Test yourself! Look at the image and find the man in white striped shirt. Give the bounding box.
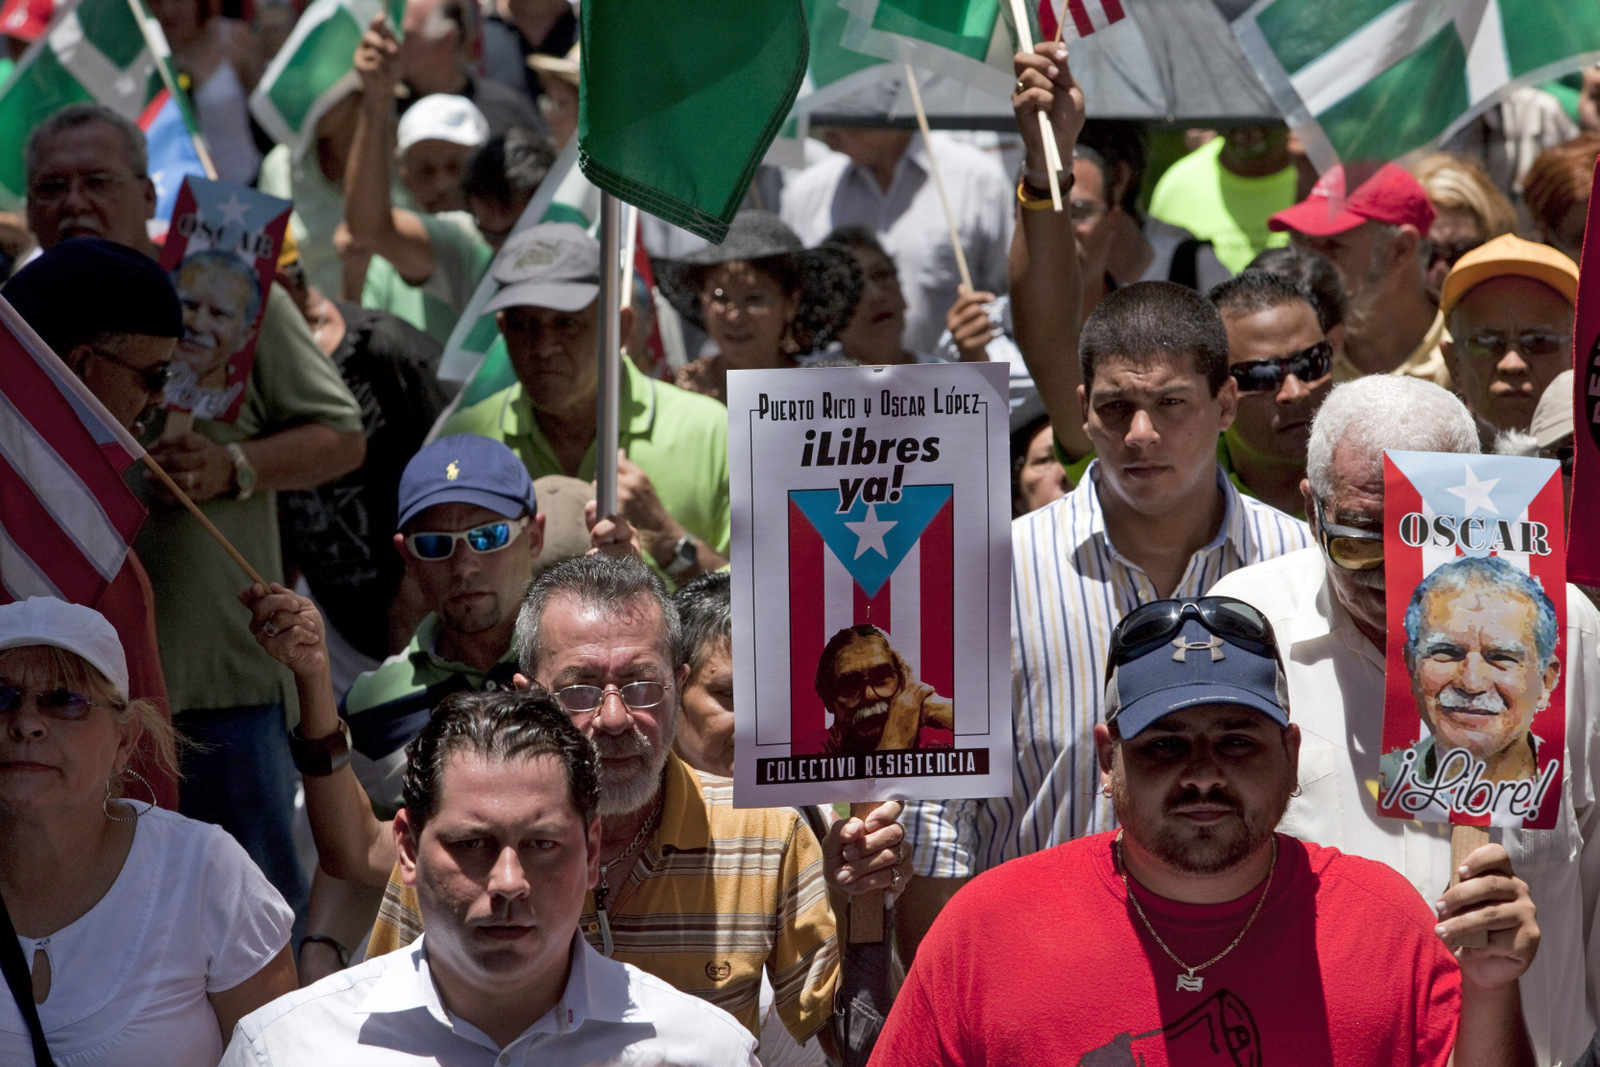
[895,47,1313,954]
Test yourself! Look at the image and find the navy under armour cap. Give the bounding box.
[1104,615,1289,739]
[396,434,537,530]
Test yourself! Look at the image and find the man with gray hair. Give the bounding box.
[350,554,906,1050]
[1209,374,1600,1064]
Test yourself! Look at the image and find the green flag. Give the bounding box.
[1236,0,1600,168]
[249,0,404,155]
[0,0,190,209]
[577,0,808,243]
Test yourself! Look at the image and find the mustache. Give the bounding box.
[850,700,889,722]
[1164,786,1243,815]
[1438,688,1506,714]
[594,726,653,761]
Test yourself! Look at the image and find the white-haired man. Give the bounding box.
[1208,375,1600,1064]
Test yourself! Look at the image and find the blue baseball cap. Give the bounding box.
[396,435,537,530]
[1104,617,1290,739]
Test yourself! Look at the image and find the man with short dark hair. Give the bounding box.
[1209,374,1600,1063]
[220,689,759,1066]
[25,102,367,921]
[1211,270,1333,516]
[672,571,735,778]
[895,50,1313,959]
[1268,162,1447,387]
[872,598,1539,1066]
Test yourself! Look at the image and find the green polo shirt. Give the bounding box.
[340,613,520,814]
[439,357,732,569]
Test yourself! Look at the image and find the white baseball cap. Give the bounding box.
[0,598,129,701]
[396,93,490,158]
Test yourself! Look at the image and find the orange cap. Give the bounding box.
[1439,233,1578,317]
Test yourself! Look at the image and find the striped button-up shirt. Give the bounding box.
[906,462,1313,878]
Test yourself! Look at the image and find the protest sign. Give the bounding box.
[157,177,291,424]
[728,362,1012,808]
[1378,450,1566,831]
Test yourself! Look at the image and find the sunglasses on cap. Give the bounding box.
[1312,497,1383,571]
[1462,331,1571,361]
[1105,596,1276,682]
[405,516,530,560]
[1228,341,1332,395]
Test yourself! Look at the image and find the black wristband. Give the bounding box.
[300,934,349,969]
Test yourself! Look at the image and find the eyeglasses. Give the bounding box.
[1312,497,1384,571]
[553,681,672,715]
[1105,597,1276,681]
[405,517,530,560]
[1463,330,1571,361]
[1429,238,1483,272]
[1543,441,1576,476]
[1228,341,1332,395]
[0,685,103,721]
[88,347,177,396]
[1068,198,1106,223]
[28,170,143,203]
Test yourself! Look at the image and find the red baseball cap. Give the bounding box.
[1268,160,1436,237]
[0,0,52,41]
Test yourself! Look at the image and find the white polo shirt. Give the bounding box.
[1210,547,1600,1067]
[220,933,758,1067]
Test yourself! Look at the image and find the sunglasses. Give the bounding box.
[1229,341,1332,395]
[90,347,177,396]
[554,681,671,715]
[1463,331,1571,360]
[0,685,103,721]
[1543,441,1575,476]
[1429,238,1483,271]
[405,516,530,560]
[834,662,901,705]
[1106,596,1275,680]
[1312,497,1383,571]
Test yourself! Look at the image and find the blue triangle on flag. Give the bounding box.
[791,484,952,598]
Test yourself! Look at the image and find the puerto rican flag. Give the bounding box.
[138,89,208,240]
[787,485,953,753]
[1037,0,1126,42]
[0,296,148,604]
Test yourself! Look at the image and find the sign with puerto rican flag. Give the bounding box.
[157,177,291,424]
[1379,451,1566,830]
[728,362,1011,807]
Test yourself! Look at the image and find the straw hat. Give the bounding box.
[654,212,863,354]
[527,42,579,86]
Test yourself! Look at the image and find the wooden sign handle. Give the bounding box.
[848,801,885,944]
[1449,824,1490,949]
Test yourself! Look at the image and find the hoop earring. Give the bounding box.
[1290,784,1303,799]
[104,767,156,821]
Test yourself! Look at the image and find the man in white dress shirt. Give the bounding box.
[1209,374,1600,1066]
[220,689,757,1066]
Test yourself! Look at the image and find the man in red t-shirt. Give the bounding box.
[870,594,1540,1067]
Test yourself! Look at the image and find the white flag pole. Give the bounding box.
[595,191,623,517]
[1005,0,1062,211]
[902,62,973,292]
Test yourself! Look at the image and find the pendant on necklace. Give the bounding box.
[1175,971,1203,992]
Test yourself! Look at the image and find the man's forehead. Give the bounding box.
[1089,352,1206,395]
[31,122,136,174]
[540,595,671,669]
[1423,581,1537,625]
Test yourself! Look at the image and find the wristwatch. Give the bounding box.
[288,719,352,777]
[226,443,257,501]
[665,533,699,579]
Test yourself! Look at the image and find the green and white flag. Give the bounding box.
[434,139,597,399]
[837,0,1011,97]
[0,0,189,209]
[1236,0,1600,170]
[249,0,403,155]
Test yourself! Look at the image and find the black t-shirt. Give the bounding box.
[278,304,447,660]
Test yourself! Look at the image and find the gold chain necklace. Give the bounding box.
[1116,829,1277,993]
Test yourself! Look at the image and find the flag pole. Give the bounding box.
[1004,0,1063,211]
[126,0,219,180]
[137,456,268,586]
[595,191,623,517]
[902,62,973,292]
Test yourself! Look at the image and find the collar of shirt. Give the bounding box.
[356,932,637,1050]
[494,356,659,480]
[1067,460,1242,560]
[655,752,714,853]
[407,613,520,677]
[1281,551,1385,669]
[840,133,929,204]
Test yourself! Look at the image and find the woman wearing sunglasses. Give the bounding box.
[0,598,296,1066]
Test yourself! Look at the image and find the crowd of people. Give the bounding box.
[1,0,1599,1061]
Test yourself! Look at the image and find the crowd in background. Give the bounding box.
[3,0,1600,1063]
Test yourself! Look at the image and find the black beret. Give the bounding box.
[4,237,184,356]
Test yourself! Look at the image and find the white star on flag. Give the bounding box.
[1445,463,1500,515]
[217,194,251,227]
[844,504,896,559]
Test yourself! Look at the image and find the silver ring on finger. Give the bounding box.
[1015,79,1025,93]
[891,866,901,887]
[262,622,280,638]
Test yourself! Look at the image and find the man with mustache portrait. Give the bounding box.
[811,625,953,757]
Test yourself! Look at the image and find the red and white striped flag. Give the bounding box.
[787,485,954,754]
[0,296,148,605]
[1037,0,1126,42]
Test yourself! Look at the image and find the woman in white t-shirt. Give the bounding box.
[0,598,296,1066]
